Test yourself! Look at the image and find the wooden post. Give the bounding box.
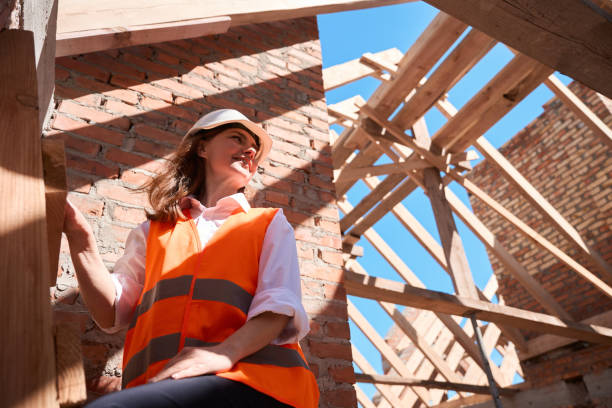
[0,29,58,408]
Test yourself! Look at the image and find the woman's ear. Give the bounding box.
[196,140,207,159]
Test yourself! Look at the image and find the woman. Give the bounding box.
[64,109,320,408]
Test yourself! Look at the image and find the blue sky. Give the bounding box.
[316,2,572,402]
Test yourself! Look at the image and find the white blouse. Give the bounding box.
[105,193,309,345]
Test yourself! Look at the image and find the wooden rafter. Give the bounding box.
[344,270,612,345]
[421,0,612,99]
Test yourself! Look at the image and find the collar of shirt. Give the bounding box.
[187,193,251,220]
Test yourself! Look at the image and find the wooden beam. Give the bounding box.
[521,308,612,360]
[355,385,378,408]
[0,29,57,408]
[421,0,612,98]
[343,270,612,345]
[423,166,479,299]
[361,102,612,302]
[443,185,573,320]
[348,300,431,405]
[56,16,231,57]
[335,160,429,183]
[41,139,67,285]
[58,0,416,40]
[323,48,403,91]
[352,347,405,407]
[393,28,496,130]
[355,373,518,396]
[366,12,468,117]
[431,52,553,153]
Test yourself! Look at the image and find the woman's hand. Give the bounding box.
[148,346,235,382]
[63,199,94,241]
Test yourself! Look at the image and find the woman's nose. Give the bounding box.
[243,146,256,159]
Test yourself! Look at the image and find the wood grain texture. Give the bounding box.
[422,0,612,98]
[42,138,67,286]
[344,270,612,345]
[54,319,87,406]
[0,29,58,408]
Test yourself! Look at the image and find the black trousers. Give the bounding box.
[86,375,293,408]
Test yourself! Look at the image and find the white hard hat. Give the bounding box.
[185,109,272,164]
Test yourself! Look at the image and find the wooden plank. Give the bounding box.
[443,186,572,320]
[544,74,612,149]
[474,136,612,285]
[54,315,87,406]
[355,385,378,408]
[0,29,57,408]
[362,102,612,301]
[430,53,552,152]
[393,28,496,130]
[431,394,492,408]
[327,95,366,124]
[421,0,612,98]
[42,139,67,285]
[323,48,403,91]
[521,308,612,360]
[355,373,518,396]
[58,0,416,35]
[352,346,411,408]
[423,167,479,299]
[366,12,468,117]
[344,270,612,345]
[348,300,431,405]
[56,16,231,57]
[335,160,429,183]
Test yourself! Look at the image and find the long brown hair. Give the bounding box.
[143,123,254,222]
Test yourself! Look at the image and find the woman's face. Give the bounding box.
[197,127,259,189]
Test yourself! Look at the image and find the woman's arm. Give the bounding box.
[149,311,290,382]
[63,200,117,329]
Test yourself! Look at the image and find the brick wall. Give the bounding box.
[47,17,356,407]
[468,82,612,387]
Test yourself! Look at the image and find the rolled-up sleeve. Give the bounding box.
[247,209,309,345]
[102,221,149,333]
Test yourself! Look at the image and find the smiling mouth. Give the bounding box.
[233,156,252,169]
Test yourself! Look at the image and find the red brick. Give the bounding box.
[48,132,101,156]
[132,140,175,158]
[55,66,70,81]
[303,299,348,319]
[55,84,100,106]
[132,123,181,145]
[265,190,289,206]
[82,343,108,365]
[110,74,173,103]
[308,339,352,360]
[83,52,146,80]
[112,224,132,242]
[66,154,119,179]
[324,283,347,301]
[326,321,350,339]
[56,57,110,82]
[320,250,343,266]
[328,365,355,383]
[321,389,357,408]
[181,73,220,94]
[59,100,131,131]
[51,114,124,146]
[73,76,139,105]
[105,99,142,118]
[121,52,179,77]
[67,172,92,194]
[120,169,153,187]
[67,193,105,217]
[96,182,149,207]
[113,206,147,224]
[152,78,204,99]
[140,97,199,122]
[105,148,152,167]
[300,263,343,282]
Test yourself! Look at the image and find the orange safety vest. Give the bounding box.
[121,208,319,408]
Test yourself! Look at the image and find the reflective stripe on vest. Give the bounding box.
[121,209,319,408]
[122,334,309,386]
[128,277,253,330]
